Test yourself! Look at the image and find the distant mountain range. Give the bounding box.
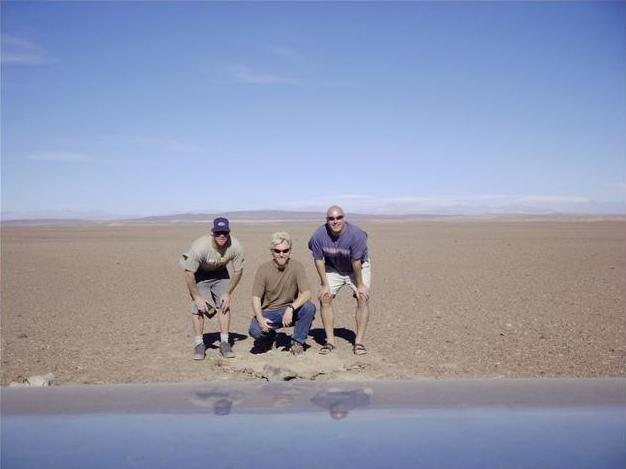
[1,210,443,225]
[2,208,625,226]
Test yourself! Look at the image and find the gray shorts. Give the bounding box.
[191,278,228,315]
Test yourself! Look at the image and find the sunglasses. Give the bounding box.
[326,215,344,222]
[214,231,229,237]
[272,248,291,254]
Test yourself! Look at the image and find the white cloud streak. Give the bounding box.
[2,35,53,65]
[264,45,305,63]
[97,135,206,154]
[278,194,620,215]
[228,64,298,85]
[25,151,93,162]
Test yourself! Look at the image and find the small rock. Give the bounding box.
[262,365,297,382]
[9,373,55,387]
[345,363,367,371]
[28,373,55,386]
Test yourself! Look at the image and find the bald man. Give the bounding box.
[308,206,371,355]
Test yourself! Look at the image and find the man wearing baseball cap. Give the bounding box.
[180,217,245,359]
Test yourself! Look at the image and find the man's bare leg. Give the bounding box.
[217,309,235,357]
[192,314,205,337]
[354,297,369,345]
[192,313,207,359]
[218,309,231,335]
[320,297,335,345]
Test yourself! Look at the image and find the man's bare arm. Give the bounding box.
[351,259,369,301]
[314,259,327,286]
[226,269,243,295]
[253,295,271,332]
[351,259,364,288]
[185,270,208,312]
[314,259,331,301]
[219,269,243,312]
[291,289,311,310]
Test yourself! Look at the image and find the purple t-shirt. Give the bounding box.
[308,222,369,275]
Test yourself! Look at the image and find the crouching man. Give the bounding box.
[248,232,316,355]
[180,217,244,360]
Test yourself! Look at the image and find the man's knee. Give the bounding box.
[356,297,369,309]
[248,318,262,338]
[319,295,334,307]
[299,301,316,318]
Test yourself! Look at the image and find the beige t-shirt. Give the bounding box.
[252,260,310,310]
[180,235,245,273]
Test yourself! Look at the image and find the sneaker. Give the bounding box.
[193,343,206,360]
[290,342,304,356]
[219,341,235,358]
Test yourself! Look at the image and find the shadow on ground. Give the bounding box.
[309,327,355,346]
[202,332,247,349]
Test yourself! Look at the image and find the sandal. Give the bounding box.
[319,343,336,355]
[353,343,368,355]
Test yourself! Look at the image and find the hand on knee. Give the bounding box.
[320,296,333,307]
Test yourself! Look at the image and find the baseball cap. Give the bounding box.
[212,217,230,233]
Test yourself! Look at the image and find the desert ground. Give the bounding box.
[1,219,624,385]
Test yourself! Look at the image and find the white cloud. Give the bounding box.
[2,35,53,65]
[228,64,298,85]
[97,134,206,154]
[264,45,305,63]
[278,194,621,215]
[25,151,93,162]
[609,182,626,190]
[515,195,589,204]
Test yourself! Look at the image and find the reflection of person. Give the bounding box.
[180,217,244,360]
[248,232,316,355]
[311,388,373,420]
[308,205,371,355]
[189,387,244,416]
[213,398,233,416]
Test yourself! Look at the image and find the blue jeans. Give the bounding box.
[248,301,316,345]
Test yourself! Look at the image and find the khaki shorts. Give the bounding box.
[326,260,371,296]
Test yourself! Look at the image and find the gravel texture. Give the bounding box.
[2,220,624,385]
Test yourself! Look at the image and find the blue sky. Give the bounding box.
[2,1,624,218]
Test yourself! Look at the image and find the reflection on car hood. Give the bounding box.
[2,378,625,469]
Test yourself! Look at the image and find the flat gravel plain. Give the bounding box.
[2,220,624,385]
